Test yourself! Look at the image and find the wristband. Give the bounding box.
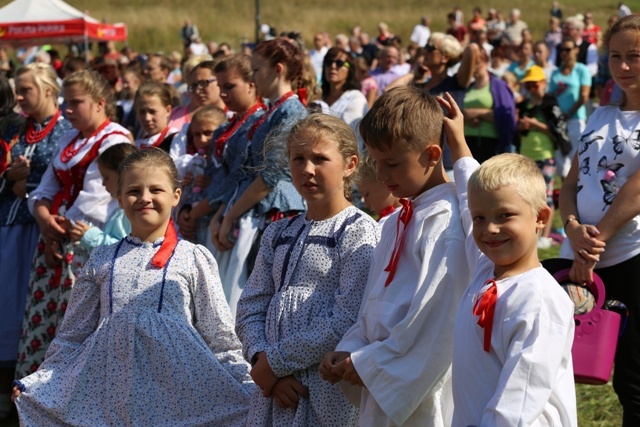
[564,216,578,228]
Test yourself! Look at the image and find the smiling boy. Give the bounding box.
[439,94,577,426]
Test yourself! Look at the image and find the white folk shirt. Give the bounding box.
[452,157,577,427]
[336,183,469,426]
[28,122,131,227]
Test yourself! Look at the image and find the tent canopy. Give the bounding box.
[0,0,127,46]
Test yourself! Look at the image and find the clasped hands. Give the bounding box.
[319,351,364,387]
[565,222,606,284]
[250,352,309,409]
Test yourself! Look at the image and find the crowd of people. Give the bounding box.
[0,2,639,426]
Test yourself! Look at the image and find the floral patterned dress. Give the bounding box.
[15,237,254,426]
[236,206,379,426]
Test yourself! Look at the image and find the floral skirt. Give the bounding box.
[14,235,87,379]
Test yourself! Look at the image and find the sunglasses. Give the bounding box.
[559,47,574,53]
[524,82,541,90]
[188,78,216,93]
[324,59,350,69]
[425,44,439,53]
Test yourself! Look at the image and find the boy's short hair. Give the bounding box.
[357,151,377,185]
[359,86,443,153]
[468,153,547,214]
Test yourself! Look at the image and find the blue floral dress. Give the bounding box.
[15,237,254,426]
[236,206,379,426]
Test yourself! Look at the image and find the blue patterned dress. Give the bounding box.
[236,206,379,426]
[0,113,71,363]
[15,238,254,426]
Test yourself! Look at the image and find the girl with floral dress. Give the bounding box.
[236,114,379,426]
[13,148,253,426]
[0,63,71,417]
[15,70,132,379]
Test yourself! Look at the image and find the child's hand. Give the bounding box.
[271,375,309,409]
[6,155,30,181]
[12,385,21,401]
[332,355,364,387]
[210,217,225,251]
[319,351,350,384]
[68,221,91,242]
[250,352,279,397]
[437,92,471,160]
[11,178,27,199]
[217,215,236,250]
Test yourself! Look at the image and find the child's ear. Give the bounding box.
[96,98,107,114]
[536,206,552,230]
[344,154,358,178]
[117,194,124,209]
[275,63,285,77]
[172,188,182,207]
[423,144,443,165]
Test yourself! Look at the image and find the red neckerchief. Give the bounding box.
[214,102,266,158]
[141,126,171,149]
[60,120,111,163]
[151,218,179,268]
[473,278,498,352]
[25,110,62,144]
[378,205,397,221]
[383,198,413,286]
[247,91,296,140]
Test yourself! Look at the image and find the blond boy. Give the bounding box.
[321,86,470,426]
[439,93,577,426]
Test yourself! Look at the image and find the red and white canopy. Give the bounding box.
[0,0,127,46]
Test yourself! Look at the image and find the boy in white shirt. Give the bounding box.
[320,86,470,426]
[439,93,577,426]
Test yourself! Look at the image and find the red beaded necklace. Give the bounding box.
[25,110,62,144]
[60,120,111,163]
[214,102,266,158]
[247,91,296,140]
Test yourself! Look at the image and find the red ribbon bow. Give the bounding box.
[151,219,179,268]
[473,278,498,352]
[384,198,413,286]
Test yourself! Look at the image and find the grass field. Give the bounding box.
[0,0,634,425]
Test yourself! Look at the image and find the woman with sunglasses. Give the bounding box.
[321,48,368,130]
[548,37,591,178]
[462,47,516,163]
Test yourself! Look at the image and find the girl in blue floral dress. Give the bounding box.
[236,114,379,426]
[13,148,253,426]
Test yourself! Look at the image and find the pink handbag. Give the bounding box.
[553,269,621,385]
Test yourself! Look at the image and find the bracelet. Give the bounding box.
[564,216,578,228]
